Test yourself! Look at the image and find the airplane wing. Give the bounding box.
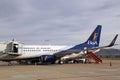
[54,34,118,59]
[89,34,118,50]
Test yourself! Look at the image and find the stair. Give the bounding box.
[85,52,102,63]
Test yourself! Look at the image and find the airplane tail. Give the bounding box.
[85,25,102,47]
[69,25,102,50]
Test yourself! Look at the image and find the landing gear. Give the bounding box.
[17,60,29,65]
[58,60,64,64]
[17,60,40,65]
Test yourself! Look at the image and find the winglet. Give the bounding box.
[107,34,118,47]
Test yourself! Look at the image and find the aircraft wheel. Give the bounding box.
[58,60,63,64]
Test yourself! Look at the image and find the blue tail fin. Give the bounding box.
[69,25,102,50]
[85,25,102,47]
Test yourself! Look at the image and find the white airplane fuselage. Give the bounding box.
[15,45,71,59]
[0,41,73,60]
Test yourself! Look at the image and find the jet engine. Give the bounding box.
[41,55,56,64]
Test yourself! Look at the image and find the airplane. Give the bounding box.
[0,25,118,65]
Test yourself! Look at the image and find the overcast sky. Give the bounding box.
[0,0,120,48]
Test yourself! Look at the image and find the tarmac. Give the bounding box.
[0,60,119,80]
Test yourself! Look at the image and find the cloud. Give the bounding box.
[0,0,120,48]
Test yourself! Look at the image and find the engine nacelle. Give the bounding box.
[41,55,56,64]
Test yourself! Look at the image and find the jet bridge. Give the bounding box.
[0,40,23,56]
[5,40,23,55]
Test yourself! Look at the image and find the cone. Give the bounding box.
[110,61,112,67]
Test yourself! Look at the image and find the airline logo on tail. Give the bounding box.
[88,32,98,45]
[87,39,98,45]
[92,32,98,42]
[87,25,102,46]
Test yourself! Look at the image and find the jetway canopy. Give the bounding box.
[0,41,23,55]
